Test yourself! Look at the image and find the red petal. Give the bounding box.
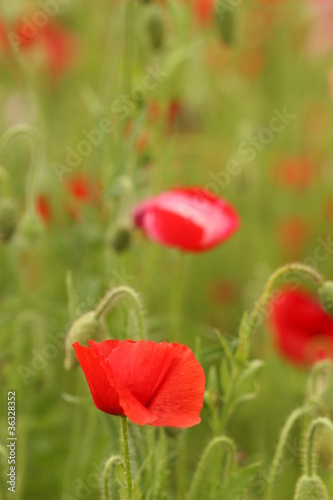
[270,289,333,365]
[73,342,156,425]
[147,343,206,427]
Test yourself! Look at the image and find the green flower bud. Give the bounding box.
[19,212,44,246]
[110,227,132,253]
[318,281,333,316]
[294,475,329,500]
[64,312,105,370]
[145,6,164,50]
[0,198,18,243]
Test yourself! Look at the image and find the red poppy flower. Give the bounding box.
[329,68,333,101]
[273,156,316,190]
[193,0,215,25]
[167,100,182,132]
[74,339,205,428]
[35,194,52,223]
[270,288,333,366]
[134,187,240,252]
[277,217,310,257]
[67,175,94,203]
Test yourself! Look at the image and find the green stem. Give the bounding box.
[171,252,187,343]
[95,285,145,340]
[0,124,44,212]
[305,417,333,477]
[101,454,123,500]
[186,436,236,500]
[121,417,133,500]
[265,405,313,500]
[237,263,324,361]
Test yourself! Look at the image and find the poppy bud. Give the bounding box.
[318,281,333,316]
[109,224,132,253]
[64,312,104,370]
[215,1,234,45]
[19,212,44,246]
[145,6,165,50]
[0,198,18,243]
[294,475,329,500]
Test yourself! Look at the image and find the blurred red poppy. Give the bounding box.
[329,67,333,101]
[134,187,240,252]
[273,156,316,190]
[35,194,52,223]
[270,288,333,366]
[194,0,215,25]
[167,100,182,132]
[15,19,75,76]
[277,217,310,257]
[66,175,94,203]
[306,0,333,55]
[74,339,205,427]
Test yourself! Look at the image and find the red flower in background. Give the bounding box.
[134,187,240,252]
[15,19,75,76]
[65,174,102,220]
[167,100,182,132]
[35,194,52,223]
[277,217,310,257]
[194,0,215,25]
[74,339,205,428]
[273,156,316,190]
[67,175,94,203]
[270,288,333,366]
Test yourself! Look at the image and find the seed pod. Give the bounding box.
[64,312,104,370]
[19,212,44,246]
[0,198,18,243]
[215,0,235,45]
[318,281,333,316]
[294,475,329,500]
[145,6,165,50]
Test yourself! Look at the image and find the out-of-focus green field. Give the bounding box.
[1,0,333,498]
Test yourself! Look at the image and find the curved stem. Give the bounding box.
[265,405,313,500]
[305,417,333,477]
[121,417,133,500]
[95,285,145,340]
[0,124,44,212]
[186,436,236,500]
[307,360,333,397]
[238,263,324,360]
[101,454,123,500]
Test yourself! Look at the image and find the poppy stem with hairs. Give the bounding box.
[0,124,44,213]
[121,417,133,500]
[265,405,313,500]
[237,263,325,361]
[95,285,145,340]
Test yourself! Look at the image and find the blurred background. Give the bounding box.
[0,0,333,498]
